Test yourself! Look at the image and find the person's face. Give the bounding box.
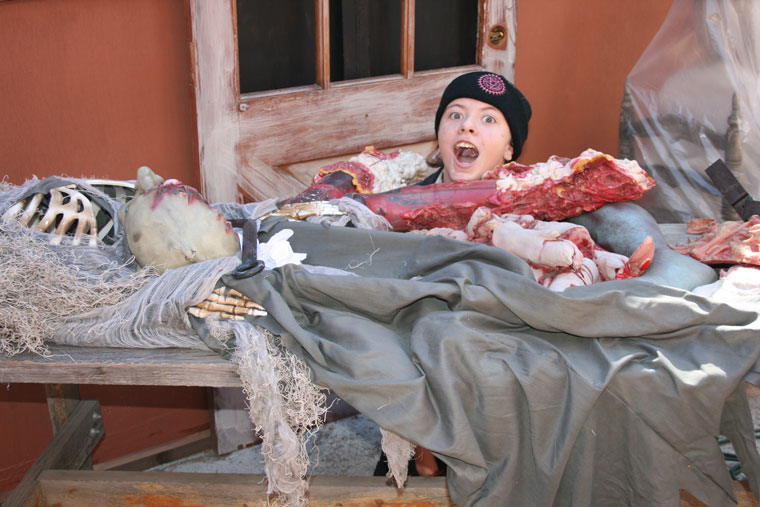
[437,98,513,182]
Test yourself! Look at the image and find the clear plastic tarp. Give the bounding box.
[624,0,760,222]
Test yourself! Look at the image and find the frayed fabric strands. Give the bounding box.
[0,220,155,356]
[216,321,328,506]
[52,256,240,349]
[380,428,416,488]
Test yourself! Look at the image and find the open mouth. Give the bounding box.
[454,141,479,165]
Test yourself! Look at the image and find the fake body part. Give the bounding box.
[1,180,133,246]
[279,147,428,206]
[287,148,656,232]
[281,146,430,204]
[188,286,266,320]
[118,166,240,273]
[412,207,654,291]
[3,185,98,246]
[278,148,658,290]
[672,215,760,266]
[189,229,306,321]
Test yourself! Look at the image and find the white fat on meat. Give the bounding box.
[492,220,584,269]
[494,148,651,193]
[499,213,537,228]
[495,157,570,192]
[530,221,577,234]
[350,150,430,193]
[598,153,655,188]
[413,207,634,289]
[531,221,595,254]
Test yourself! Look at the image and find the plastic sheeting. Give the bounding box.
[624,0,760,222]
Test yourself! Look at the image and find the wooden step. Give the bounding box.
[33,470,453,506]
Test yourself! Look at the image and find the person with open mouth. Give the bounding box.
[374,71,532,479]
[419,71,532,185]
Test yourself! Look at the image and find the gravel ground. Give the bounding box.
[149,413,383,476]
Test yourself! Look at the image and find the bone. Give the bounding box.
[492,220,583,269]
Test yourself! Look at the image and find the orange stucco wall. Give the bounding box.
[0,0,206,495]
[0,0,199,187]
[514,0,675,164]
[0,384,209,493]
[0,0,675,496]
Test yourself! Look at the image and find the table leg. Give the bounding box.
[45,384,91,469]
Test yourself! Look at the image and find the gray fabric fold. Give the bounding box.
[226,217,760,506]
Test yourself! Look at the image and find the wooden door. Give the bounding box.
[188,0,518,203]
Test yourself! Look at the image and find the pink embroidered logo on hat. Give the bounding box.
[478,74,506,95]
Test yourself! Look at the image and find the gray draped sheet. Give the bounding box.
[213,215,760,506]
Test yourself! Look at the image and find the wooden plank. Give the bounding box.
[37,470,452,506]
[93,430,213,472]
[401,0,414,78]
[1,482,40,507]
[680,480,758,506]
[188,0,241,203]
[45,384,82,434]
[44,383,92,471]
[237,68,476,168]
[479,0,517,78]
[0,345,241,387]
[4,400,103,507]
[315,0,330,89]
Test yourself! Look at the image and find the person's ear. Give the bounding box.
[503,142,514,162]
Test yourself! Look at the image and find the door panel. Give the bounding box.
[189,0,517,202]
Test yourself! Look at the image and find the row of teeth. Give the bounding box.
[456,142,476,150]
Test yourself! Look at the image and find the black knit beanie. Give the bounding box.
[434,71,532,161]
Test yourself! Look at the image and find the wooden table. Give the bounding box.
[0,345,451,506]
[4,344,758,507]
[2,224,754,507]
[0,345,241,388]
